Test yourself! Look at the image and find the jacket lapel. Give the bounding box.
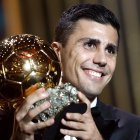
[92,99,120,139]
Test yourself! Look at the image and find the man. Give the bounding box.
[12,3,140,140]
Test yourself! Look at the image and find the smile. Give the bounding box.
[89,71,102,78]
[83,69,105,79]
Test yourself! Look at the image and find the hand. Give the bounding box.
[11,84,55,140]
[60,92,103,140]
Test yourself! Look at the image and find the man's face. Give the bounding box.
[57,19,118,100]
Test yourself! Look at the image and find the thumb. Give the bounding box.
[77,91,91,108]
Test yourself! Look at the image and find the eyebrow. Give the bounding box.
[77,37,118,50]
[107,43,118,52]
[77,37,100,44]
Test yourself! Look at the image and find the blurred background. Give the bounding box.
[0,0,140,115]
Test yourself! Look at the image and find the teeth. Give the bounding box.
[89,71,102,77]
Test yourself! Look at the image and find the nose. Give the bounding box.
[93,49,107,67]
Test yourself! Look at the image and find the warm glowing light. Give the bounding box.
[31,71,36,76]
[23,60,31,71]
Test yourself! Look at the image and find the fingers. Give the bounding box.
[60,113,88,139]
[14,84,56,136]
[61,113,86,131]
[78,92,90,107]
[60,111,98,140]
[23,101,50,123]
[16,87,48,122]
[18,118,55,135]
[60,115,85,138]
[65,112,84,122]
[35,118,55,130]
[61,118,84,130]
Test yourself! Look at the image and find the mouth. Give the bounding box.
[83,69,105,79]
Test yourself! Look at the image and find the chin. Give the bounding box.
[85,94,98,102]
[82,88,102,99]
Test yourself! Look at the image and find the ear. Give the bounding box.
[51,42,62,61]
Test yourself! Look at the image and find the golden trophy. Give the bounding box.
[0,34,80,122]
[0,34,61,106]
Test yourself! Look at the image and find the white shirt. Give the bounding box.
[64,97,97,140]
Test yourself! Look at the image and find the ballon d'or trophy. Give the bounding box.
[0,34,80,139]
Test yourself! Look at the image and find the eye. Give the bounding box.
[86,42,95,48]
[106,45,118,55]
[83,39,99,50]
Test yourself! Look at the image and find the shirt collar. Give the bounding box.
[90,97,97,108]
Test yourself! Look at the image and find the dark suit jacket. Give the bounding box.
[93,100,140,140]
[42,99,140,140]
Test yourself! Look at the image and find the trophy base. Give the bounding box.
[31,83,80,122]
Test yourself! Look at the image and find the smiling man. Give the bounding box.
[12,3,140,140]
[54,19,118,101]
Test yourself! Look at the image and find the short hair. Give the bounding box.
[54,3,120,46]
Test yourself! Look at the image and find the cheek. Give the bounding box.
[61,46,88,72]
[60,51,76,73]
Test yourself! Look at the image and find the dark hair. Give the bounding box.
[54,3,120,46]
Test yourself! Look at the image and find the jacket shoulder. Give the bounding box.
[98,100,140,126]
[114,106,140,126]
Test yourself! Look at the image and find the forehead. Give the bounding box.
[71,19,119,45]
